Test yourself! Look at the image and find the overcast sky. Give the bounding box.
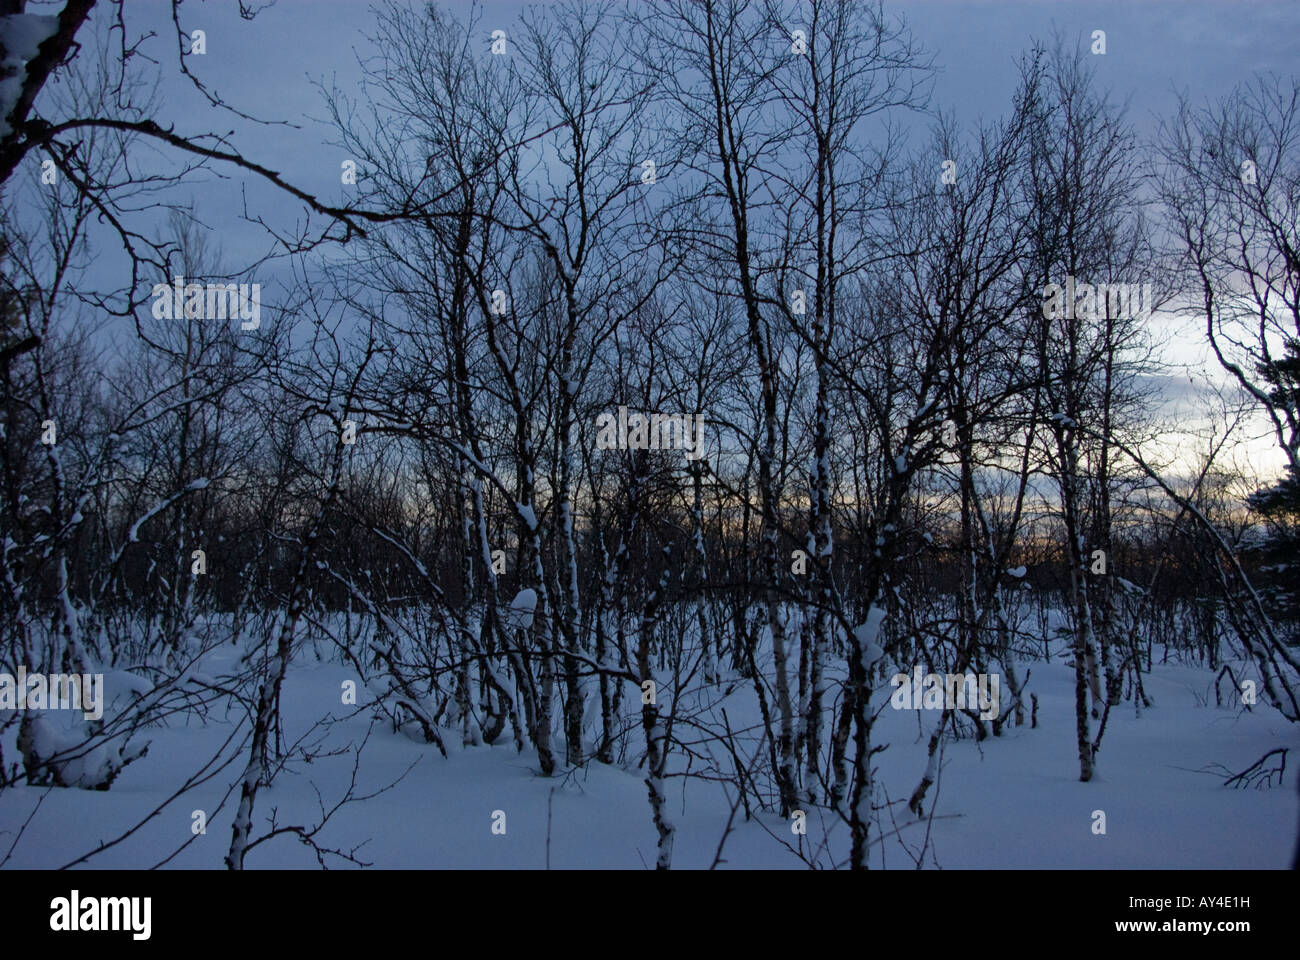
[60,0,1300,478]
[133,0,1297,199]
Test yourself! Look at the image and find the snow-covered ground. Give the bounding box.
[2,632,1296,869]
